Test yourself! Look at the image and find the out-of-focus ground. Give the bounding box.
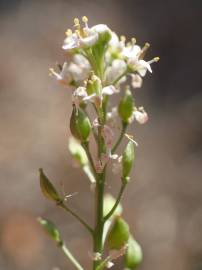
[0,0,202,269]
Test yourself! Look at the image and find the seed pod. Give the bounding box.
[122,141,135,183]
[39,168,61,203]
[125,236,143,269]
[38,217,62,244]
[118,88,134,123]
[108,216,130,250]
[70,106,91,142]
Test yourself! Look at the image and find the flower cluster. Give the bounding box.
[40,16,159,270]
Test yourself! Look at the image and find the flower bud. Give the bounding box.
[124,236,143,269]
[108,216,130,250]
[39,168,61,203]
[92,24,112,45]
[38,217,62,244]
[122,141,135,183]
[86,74,102,96]
[70,106,91,142]
[118,87,134,123]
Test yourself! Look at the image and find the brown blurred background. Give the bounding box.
[0,0,202,269]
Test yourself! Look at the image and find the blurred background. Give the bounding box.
[0,0,202,269]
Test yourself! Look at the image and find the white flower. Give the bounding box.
[68,54,91,82]
[62,18,112,51]
[91,24,111,36]
[131,74,143,88]
[105,59,127,85]
[128,58,152,77]
[122,43,141,59]
[62,32,80,50]
[62,17,99,50]
[102,85,119,95]
[133,107,149,124]
[49,62,72,87]
[72,86,88,107]
[49,54,90,87]
[73,81,118,109]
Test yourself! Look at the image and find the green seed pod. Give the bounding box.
[70,106,91,142]
[118,88,134,123]
[122,141,135,182]
[108,216,130,250]
[125,236,143,269]
[38,217,62,244]
[39,168,61,203]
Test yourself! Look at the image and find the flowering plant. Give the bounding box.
[39,17,159,270]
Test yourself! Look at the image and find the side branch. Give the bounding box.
[103,182,126,222]
[112,122,127,154]
[61,242,84,270]
[58,202,94,235]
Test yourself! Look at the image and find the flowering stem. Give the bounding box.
[112,122,128,154]
[103,182,126,222]
[58,202,94,235]
[93,170,105,270]
[61,242,84,270]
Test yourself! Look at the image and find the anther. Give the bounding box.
[138,42,150,59]
[65,29,72,36]
[74,18,80,29]
[154,56,160,62]
[148,57,160,64]
[82,16,88,23]
[131,37,136,45]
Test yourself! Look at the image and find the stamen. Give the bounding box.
[49,68,54,76]
[65,29,72,36]
[120,35,126,45]
[74,18,80,28]
[82,16,88,22]
[138,42,150,59]
[131,37,136,45]
[148,56,160,64]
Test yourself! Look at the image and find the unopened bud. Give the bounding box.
[70,106,91,142]
[38,217,62,244]
[124,236,143,269]
[39,168,61,203]
[92,24,112,44]
[122,141,135,182]
[86,73,102,96]
[118,87,134,123]
[108,216,130,250]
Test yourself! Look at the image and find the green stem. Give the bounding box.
[93,171,105,270]
[59,202,94,235]
[61,243,84,270]
[103,182,126,222]
[112,122,128,154]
